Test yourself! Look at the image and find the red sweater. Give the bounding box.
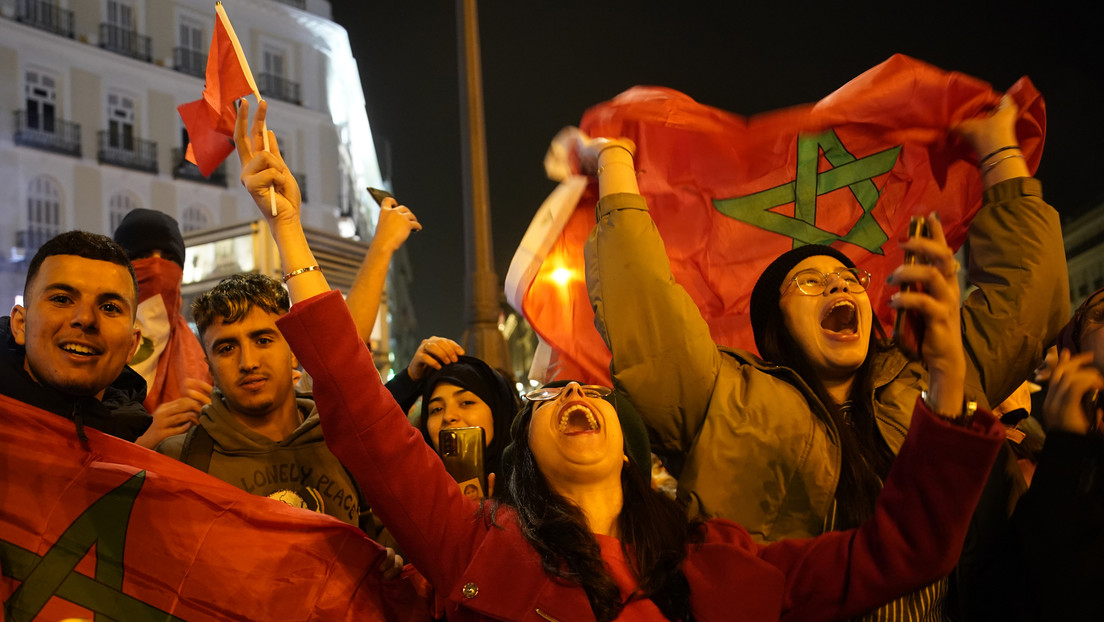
[278,291,1003,622]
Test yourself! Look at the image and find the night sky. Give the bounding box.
[331,1,1102,343]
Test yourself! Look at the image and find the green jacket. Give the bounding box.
[585,177,1067,542]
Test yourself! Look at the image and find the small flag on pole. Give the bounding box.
[178,2,278,215]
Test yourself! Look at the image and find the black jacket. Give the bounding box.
[0,316,151,442]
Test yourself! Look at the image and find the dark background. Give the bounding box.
[332,1,1102,342]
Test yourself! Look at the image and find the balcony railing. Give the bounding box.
[99,23,152,63]
[13,110,81,157]
[294,172,308,203]
[97,130,157,173]
[172,148,227,187]
[13,228,58,262]
[16,0,74,38]
[173,47,207,79]
[258,73,301,106]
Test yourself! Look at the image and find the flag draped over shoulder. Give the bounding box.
[177,4,257,177]
[0,395,428,622]
[510,54,1045,385]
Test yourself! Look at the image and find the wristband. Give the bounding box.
[922,390,978,426]
[982,153,1025,175]
[978,145,1020,165]
[283,264,321,283]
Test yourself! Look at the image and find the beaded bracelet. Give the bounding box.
[283,264,321,283]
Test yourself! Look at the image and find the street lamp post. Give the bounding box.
[456,0,510,374]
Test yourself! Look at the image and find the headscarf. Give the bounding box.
[417,355,519,477]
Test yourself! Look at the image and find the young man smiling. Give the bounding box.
[0,231,151,442]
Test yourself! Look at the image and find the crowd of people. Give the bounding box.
[1,87,1101,621]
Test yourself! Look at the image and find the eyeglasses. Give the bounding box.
[524,385,612,402]
[782,267,872,296]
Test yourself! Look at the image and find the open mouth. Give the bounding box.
[60,343,100,357]
[821,300,858,335]
[558,404,599,435]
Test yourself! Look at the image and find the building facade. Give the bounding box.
[0,0,413,369]
[1064,197,1104,310]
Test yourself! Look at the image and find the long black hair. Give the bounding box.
[495,395,700,621]
[757,307,896,529]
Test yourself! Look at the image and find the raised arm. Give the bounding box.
[345,198,421,344]
[234,99,328,304]
[580,134,723,455]
[234,99,486,595]
[954,96,1069,407]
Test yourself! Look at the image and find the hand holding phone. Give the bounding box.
[368,187,395,206]
[894,216,932,360]
[438,427,487,500]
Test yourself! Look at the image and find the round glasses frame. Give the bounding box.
[524,385,612,402]
[782,267,872,296]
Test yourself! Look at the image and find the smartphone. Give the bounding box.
[894,216,931,360]
[367,187,394,207]
[438,427,487,501]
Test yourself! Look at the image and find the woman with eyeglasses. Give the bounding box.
[235,98,1006,621]
[580,95,1068,616]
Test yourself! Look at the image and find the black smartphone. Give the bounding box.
[438,427,487,501]
[894,215,931,360]
[367,187,394,206]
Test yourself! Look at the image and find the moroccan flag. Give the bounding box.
[0,395,429,621]
[508,54,1045,385]
[178,3,258,177]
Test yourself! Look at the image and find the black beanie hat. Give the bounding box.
[113,208,186,268]
[749,244,856,355]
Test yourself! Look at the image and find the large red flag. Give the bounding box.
[178,3,258,177]
[0,395,429,621]
[509,54,1045,385]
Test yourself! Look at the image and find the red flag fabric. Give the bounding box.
[128,258,212,412]
[0,394,430,621]
[514,54,1045,385]
[177,4,257,177]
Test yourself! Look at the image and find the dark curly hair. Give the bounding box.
[191,272,290,342]
[494,393,700,621]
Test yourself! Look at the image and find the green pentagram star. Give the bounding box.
[713,129,900,254]
[2,471,184,621]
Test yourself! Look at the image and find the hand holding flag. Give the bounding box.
[178,2,278,215]
[509,54,1046,385]
[235,99,302,224]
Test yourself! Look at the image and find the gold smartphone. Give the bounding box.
[438,426,487,501]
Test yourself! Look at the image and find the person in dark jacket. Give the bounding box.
[1,231,149,442]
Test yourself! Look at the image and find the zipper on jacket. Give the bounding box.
[535,608,562,622]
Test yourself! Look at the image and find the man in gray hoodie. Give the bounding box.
[157,273,366,528]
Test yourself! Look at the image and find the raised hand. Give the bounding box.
[888,212,966,416]
[234,99,301,226]
[407,337,465,382]
[1041,350,1104,436]
[373,197,422,254]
